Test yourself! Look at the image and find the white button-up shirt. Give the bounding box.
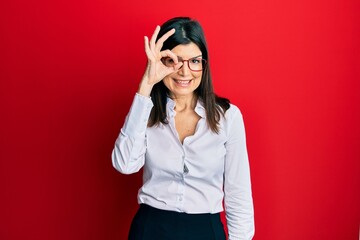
[112,94,254,240]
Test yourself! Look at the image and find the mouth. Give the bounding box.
[174,79,192,87]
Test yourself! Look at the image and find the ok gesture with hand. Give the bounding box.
[138,26,183,97]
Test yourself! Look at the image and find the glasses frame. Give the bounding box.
[162,57,207,72]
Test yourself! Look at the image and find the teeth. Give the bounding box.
[175,80,191,84]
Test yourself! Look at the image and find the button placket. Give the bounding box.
[176,151,186,208]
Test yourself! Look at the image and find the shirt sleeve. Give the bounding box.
[111,93,154,174]
[224,105,255,240]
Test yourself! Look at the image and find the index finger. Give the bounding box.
[155,28,176,52]
[150,25,161,51]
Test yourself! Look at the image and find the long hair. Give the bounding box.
[148,17,230,133]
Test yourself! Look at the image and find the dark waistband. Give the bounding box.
[139,204,220,221]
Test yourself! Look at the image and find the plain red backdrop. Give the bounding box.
[1,0,359,239]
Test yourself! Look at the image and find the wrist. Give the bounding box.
[137,77,154,97]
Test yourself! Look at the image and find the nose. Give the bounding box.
[178,60,191,76]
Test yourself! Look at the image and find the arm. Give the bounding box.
[112,25,182,174]
[111,94,153,174]
[224,106,255,240]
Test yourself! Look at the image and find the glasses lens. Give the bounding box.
[162,57,175,67]
[162,57,206,71]
[188,58,205,71]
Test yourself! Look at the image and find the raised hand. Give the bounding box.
[138,26,183,97]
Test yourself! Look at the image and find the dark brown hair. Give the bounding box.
[149,17,230,133]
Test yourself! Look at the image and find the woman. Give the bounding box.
[112,17,254,240]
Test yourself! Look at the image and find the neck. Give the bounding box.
[171,94,197,112]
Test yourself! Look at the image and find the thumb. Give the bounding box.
[173,62,183,71]
[164,62,183,76]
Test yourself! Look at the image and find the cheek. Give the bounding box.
[194,73,202,83]
[162,76,173,89]
[195,73,202,80]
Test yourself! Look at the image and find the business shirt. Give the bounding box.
[112,93,254,240]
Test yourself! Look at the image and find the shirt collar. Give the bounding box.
[166,97,206,119]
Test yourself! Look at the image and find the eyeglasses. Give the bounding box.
[162,56,207,72]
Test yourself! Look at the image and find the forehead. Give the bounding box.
[171,42,202,58]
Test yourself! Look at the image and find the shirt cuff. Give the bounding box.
[122,93,154,136]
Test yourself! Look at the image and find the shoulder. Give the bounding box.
[221,103,245,131]
[221,104,247,138]
[224,103,243,120]
[219,103,244,131]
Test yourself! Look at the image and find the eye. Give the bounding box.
[190,58,201,64]
[163,57,175,66]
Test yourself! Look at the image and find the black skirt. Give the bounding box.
[128,204,226,240]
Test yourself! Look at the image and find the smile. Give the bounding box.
[174,79,192,87]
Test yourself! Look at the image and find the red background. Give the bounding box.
[1,0,359,239]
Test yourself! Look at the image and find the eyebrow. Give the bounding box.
[177,55,203,60]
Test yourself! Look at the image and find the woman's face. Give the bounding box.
[162,42,203,98]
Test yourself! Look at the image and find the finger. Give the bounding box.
[173,62,183,71]
[164,62,183,76]
[160,49,178,64]
[144,36,155,61]
[155,28,175,52]
[144,36,150,55]
[150,25,160,51]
